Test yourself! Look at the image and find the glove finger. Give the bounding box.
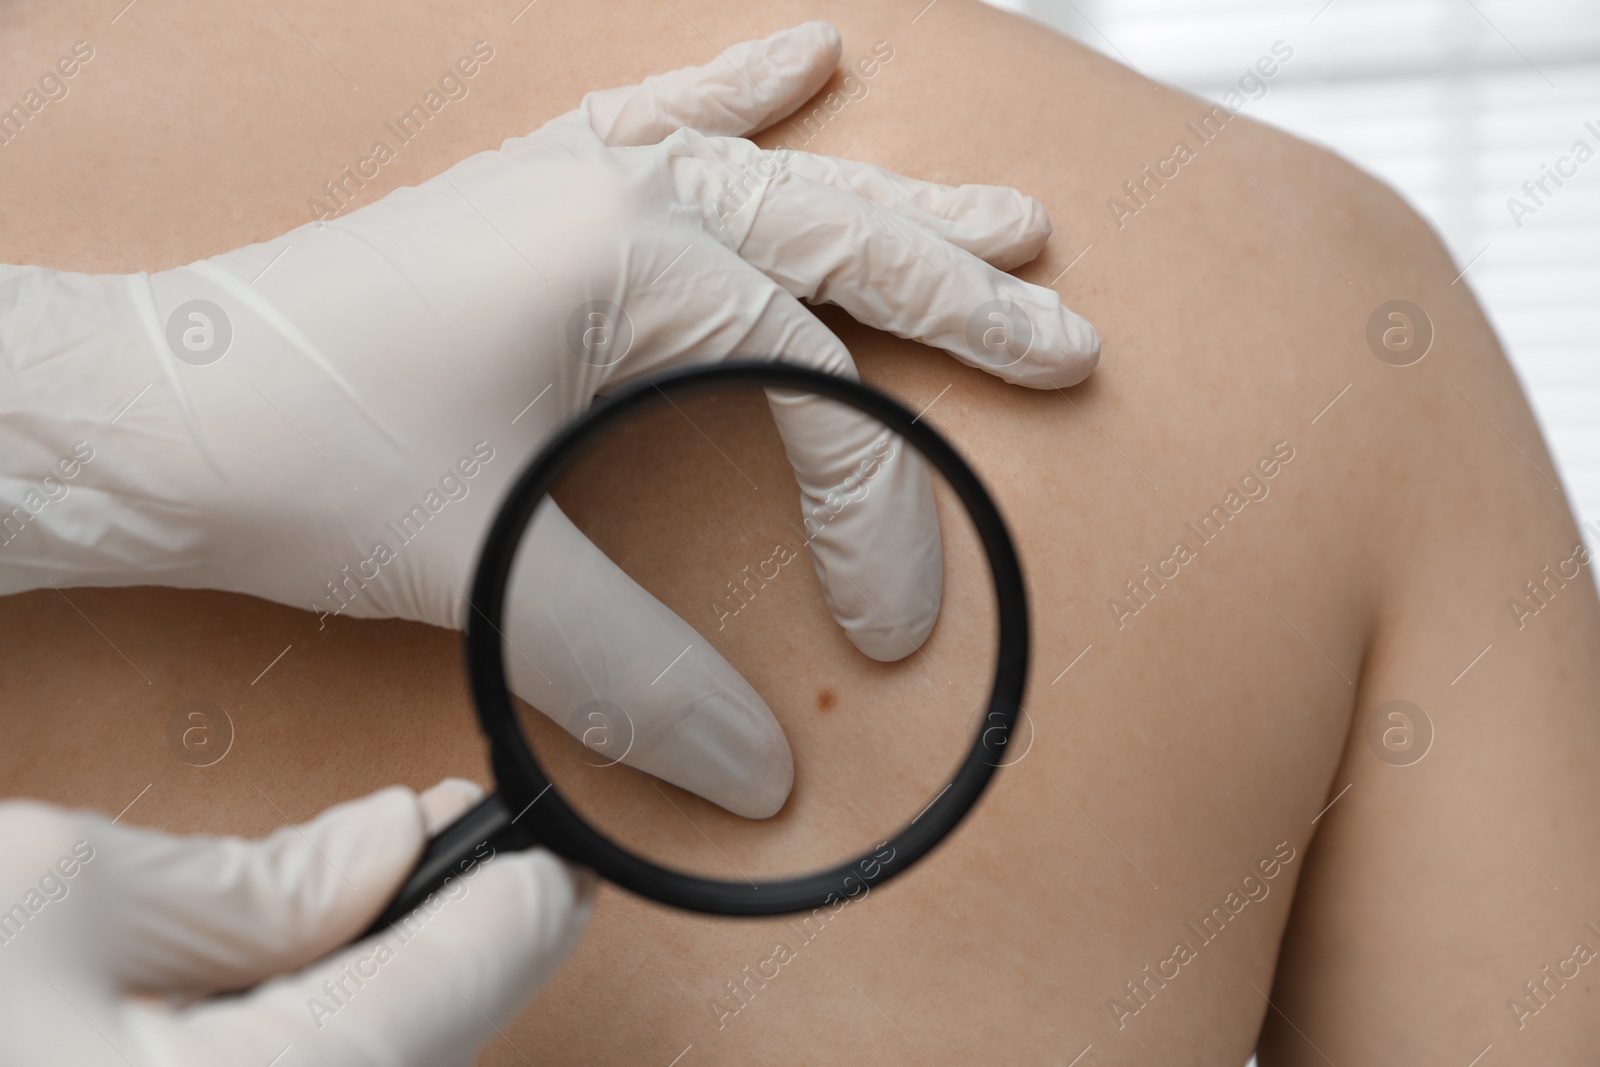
[0,802,143,1064]
[580,21,842,147]
[120,850,593,1067]
[82,786,427,996]
[686,158,1099,388]
[603,256,943,664]
[501,498,794,819]
[763,377,944,663]
[688,133,1055,270]
[417,778,487,836]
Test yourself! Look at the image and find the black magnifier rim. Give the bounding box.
[466,359,1028,916]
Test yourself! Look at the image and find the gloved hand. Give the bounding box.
[0,780,590,1067]
[0,23,1099,818]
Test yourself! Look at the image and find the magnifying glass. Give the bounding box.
[360,359,1028,928]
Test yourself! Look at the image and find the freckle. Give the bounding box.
[817,687,838,713]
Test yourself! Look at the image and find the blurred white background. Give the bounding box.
[986,0,1600,587]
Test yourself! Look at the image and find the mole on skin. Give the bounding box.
[817,687,838,713]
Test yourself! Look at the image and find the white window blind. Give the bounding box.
[989,0,1600,554]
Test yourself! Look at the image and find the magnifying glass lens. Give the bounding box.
[499,381,1004,885]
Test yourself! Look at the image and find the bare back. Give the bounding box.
[3,1,1598,1063]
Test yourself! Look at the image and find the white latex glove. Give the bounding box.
[0,23,1099,818]
[0,780,591,1067]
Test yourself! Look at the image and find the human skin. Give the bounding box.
[3,1,1600,1064]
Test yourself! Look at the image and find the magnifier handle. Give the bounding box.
[356,791,536,941]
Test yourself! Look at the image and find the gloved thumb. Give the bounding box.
[500,499,795,819]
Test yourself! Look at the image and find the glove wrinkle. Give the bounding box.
[124,272,228,480]
[185,260,410,463]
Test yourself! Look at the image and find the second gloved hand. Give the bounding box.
[0,780,591,1067]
